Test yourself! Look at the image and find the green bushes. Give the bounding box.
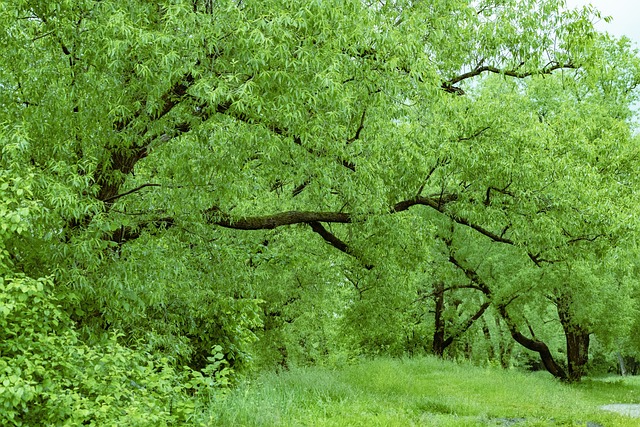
[0,275,224,426]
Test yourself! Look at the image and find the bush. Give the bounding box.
[0,274,223,426]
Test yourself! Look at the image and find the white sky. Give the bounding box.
[564,0,640,46]
[563,1,640,123]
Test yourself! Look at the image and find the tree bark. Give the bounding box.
[431,280,491,357]
[499,306,568,380]
[432,282,446,357]
[556,297,590,382]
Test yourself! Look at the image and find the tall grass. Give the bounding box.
[196,356,640,426]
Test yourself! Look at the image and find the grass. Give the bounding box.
[196,356,640,426]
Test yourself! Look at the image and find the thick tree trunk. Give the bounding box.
[557,298,590,382]
[563,327,590,382]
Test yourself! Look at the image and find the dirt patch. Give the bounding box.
[600,404,640,417]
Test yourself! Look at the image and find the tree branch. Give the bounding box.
[442,301,492,349]
[458,126,491,142]
[499,305,568,380]
[444,237,568,380]
[108,217,175,245]
[446,254,492,296]
[114,73,195,132]
[444,61,576,88]
[102,183,161,203]
[214,98,357,171]
[347,108,366,144]
[203,192,522,250]
[308,222,374,270]
[206,194,459,230]
[206,207,351,230]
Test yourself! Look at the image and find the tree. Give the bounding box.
[1,0,639,382]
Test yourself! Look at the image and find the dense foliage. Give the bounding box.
[0,274,234,426]
[2,0,640,423]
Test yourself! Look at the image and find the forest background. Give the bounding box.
[2,0,640,425]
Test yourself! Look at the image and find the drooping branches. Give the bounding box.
[498,305,568,381]
[444,236,569,380]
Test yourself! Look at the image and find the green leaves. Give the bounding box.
[0,274,231,426]
[1,0,639,388]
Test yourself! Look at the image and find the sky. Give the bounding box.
[563,0,640,46]
[562,0,640,122]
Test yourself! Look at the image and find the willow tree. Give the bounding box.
[2,0,639,379]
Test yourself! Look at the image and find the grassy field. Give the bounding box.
[196,356,640,426]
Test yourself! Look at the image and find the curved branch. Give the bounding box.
[445,239,568,380]
[308,221,374,270]
[446,254,492,296]
[445,61,576,88]
[205,192,521,250]
[499,305,568,380]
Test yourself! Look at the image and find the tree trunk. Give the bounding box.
[499,305,568,380]
[492,316,514,369]
[432,282,446,357]
[563,328,590,382]
[482,317,496,362]
[617,352,627,376]
[557,298,590,382]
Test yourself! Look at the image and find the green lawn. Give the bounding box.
[197,356,640,426]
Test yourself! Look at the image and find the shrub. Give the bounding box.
[0,274,222,426]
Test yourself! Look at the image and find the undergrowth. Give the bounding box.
[199,357,640,426]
